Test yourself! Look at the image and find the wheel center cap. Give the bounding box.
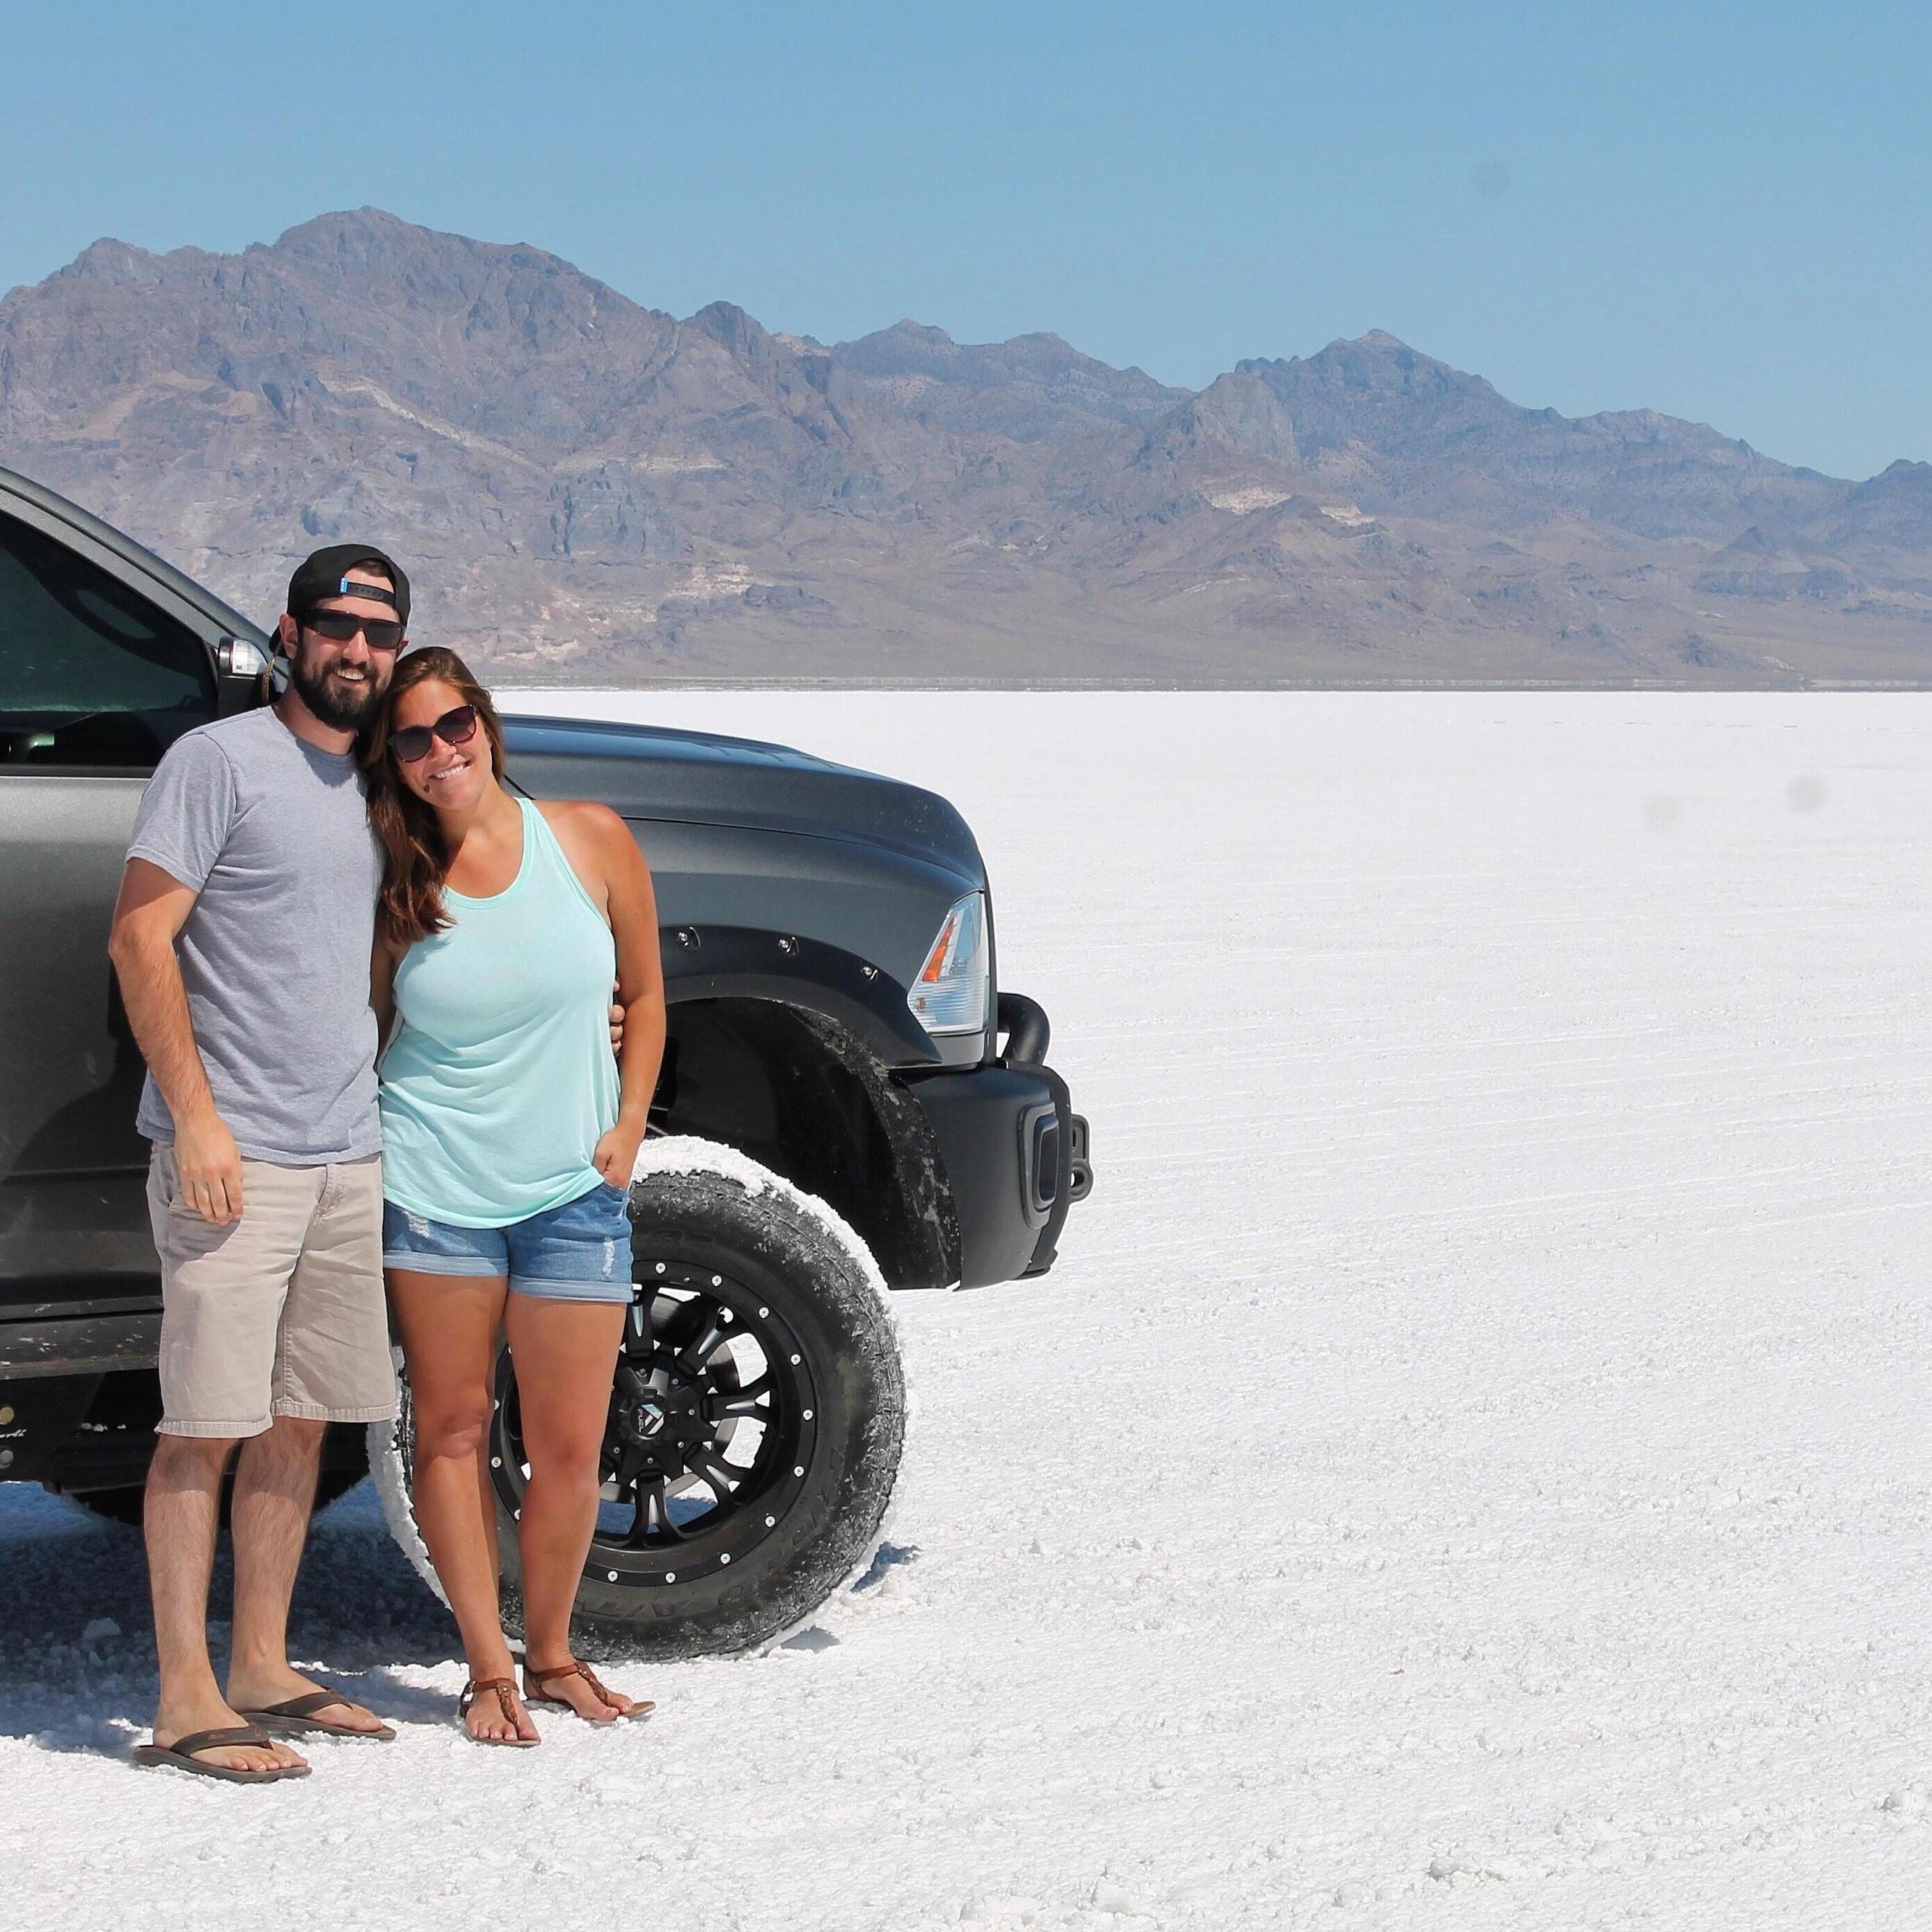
[630,1400,666,1439]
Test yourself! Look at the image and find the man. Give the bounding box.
[109,546,411,1781]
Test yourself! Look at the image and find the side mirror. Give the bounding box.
[214,635,273,714]
[217,636,269,679]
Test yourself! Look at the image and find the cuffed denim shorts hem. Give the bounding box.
[508,1275,635,1306]
[380,1251,503,1278]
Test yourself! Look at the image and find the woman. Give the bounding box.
[366,648,666,1744]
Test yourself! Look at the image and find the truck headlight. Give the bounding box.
[907,892,988,1035]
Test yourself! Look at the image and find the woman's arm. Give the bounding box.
[579,805,666,1187]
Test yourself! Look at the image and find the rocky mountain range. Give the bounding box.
[4,206,1930,685]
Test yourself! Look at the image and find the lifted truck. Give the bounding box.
[0,464,1090,1656]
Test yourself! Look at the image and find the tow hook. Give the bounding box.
[1067,1115,1092,1203]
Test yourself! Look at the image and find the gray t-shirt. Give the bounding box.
[127,706,384,1164]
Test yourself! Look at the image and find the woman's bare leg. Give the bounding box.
[503,1292,639,1718]
[388,1268,538,1743]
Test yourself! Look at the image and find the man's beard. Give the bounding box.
[290,650,384,732]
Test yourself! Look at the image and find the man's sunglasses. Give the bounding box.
[389,705,481,765]
[304,611,405,651]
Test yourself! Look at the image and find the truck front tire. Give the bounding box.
[369,1141,907,1659]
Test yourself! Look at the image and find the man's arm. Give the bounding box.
[369,931,401,1054]
[107,858,242,1224]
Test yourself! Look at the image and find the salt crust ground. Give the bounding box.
[5,692,1930,1931]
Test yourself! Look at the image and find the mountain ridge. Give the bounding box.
[4,206,1928,685]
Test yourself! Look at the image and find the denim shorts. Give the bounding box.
[381,1181,635,1303]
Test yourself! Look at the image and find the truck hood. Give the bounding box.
[502,713,985,885]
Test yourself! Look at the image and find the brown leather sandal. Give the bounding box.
[457,1677,540,1747]
[522,1658,654,1723]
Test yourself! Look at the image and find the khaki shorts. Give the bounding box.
[148,1145,397,1439]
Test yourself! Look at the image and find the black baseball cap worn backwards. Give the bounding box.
[287,543,411,627]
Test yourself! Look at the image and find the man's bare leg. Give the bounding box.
[145,1431,301,1773]
[225,1415,386,1733]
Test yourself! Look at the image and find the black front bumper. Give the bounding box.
[900,992,1091,1289]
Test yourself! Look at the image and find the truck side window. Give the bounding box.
[0,509,215,768]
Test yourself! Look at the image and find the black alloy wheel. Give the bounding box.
[490,1260,819,1592]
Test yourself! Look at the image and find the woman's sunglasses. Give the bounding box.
[390,705,481,765]
[305,611,405,652]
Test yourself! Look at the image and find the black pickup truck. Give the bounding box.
[0,464,1090,1656]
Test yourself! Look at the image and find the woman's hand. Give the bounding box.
[593,1118,645,1190]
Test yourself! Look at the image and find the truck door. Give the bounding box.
[0,506,222,1316]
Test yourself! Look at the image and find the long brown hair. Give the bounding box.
[362,646,509,948]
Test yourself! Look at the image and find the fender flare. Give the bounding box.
[661,924,941,1069]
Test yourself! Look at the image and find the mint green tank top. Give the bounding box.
[379,797,620,1226]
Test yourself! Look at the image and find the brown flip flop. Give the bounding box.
[458,1677,540,1747]
[523,1658,654,1723]
[133,1724,308,1783]
[240,1689,396,1741]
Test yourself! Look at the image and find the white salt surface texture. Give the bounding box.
[5,692,1930,1930]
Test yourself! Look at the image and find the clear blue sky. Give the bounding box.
[12,1,1929,479]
